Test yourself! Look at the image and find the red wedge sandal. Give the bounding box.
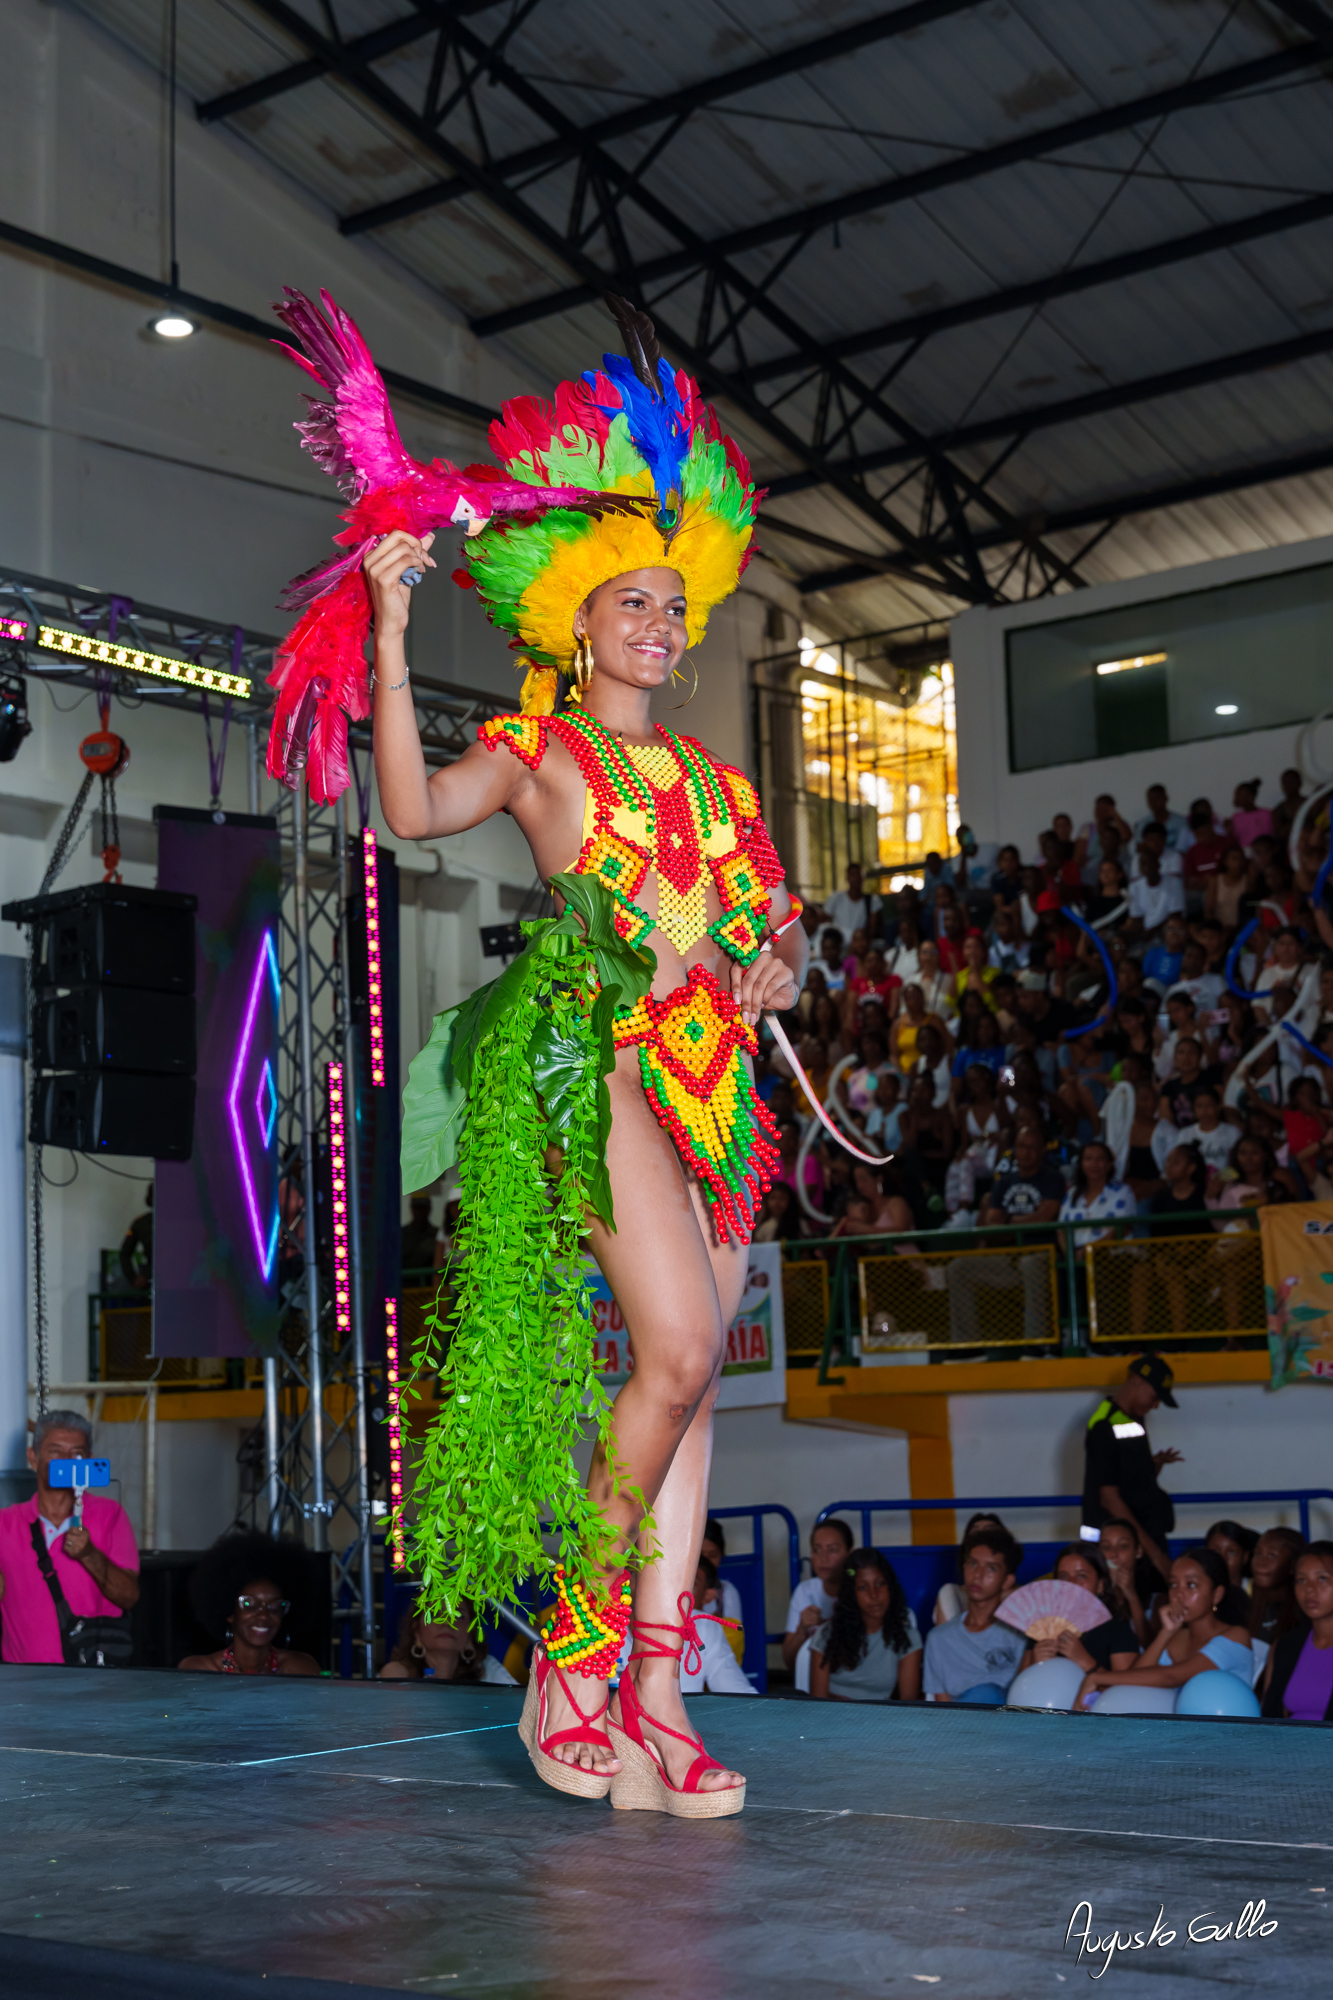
[606,1593,746,1819]
[517,1567,632,1801]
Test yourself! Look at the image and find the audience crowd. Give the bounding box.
[745,773,1333,1246]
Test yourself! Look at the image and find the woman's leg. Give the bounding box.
[539,1052,748,1789]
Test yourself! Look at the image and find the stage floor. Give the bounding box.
[0,1667,1330,1998]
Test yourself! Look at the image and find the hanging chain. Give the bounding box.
[26,934,47,1417]
[38,770,94,898]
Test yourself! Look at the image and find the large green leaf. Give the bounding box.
[401,1005,469,1193]
[550,871,655,1010]
[528,1014,593,1145]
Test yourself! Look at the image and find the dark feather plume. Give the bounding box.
[604,294,665,400]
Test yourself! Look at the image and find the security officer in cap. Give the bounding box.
[1082,1354,1182,1591]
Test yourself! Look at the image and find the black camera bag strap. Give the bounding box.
[28,1519,132,1667]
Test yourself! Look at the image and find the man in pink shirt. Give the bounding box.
[0,1409,139,1664]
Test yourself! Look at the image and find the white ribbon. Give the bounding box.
[764,1011,896,1167]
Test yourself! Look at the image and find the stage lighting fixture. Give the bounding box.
[36,624,251,699]
[1094,651,1167,677]
[228,929,280,1278]
[0,615,28,643]
[327,1061,352,1339]
[0,675,31,762]
[384,1296,405,1569]
[362,830,386,1087]
[151,313,197,339]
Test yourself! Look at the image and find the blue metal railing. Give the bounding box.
[816,1490,1333,1546]
[706,1503,801,1694]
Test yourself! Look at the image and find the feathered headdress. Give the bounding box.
[460,296,763,714]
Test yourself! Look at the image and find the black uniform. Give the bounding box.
[1082,1396,1174,1584]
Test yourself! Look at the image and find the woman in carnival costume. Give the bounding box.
[285,295,806,1817]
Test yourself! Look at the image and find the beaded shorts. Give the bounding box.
[611,965,779,1245]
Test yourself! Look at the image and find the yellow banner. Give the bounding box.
[1262,1202,1333,1387]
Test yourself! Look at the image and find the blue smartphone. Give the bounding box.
[48,1458,110,1489]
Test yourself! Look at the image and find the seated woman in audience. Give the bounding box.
[889,983,946,1071]
[381,1598,517,1684]
[912,1021,954,1105]
[953,1062,1009,1185]
[1206,843,1252,930]
[1130,1143,1208,1342]
[836,1029,891,1124]
[700,1519,745,1633]
[1019,1543,1139,1676]
[1175,1083,1238,1177]
[864,1070,904,1151]
[1098,1518,1150,1645]
[179,1531,321,1676]
[674,1556,755,1695]
[884,911,922,985]
[831,1194,876,1238]
[1262,1542,1333,1721]
[1058,1140,1136,1247]
[845,945,901,1021]
[1122,1078,1172,1203]
[953,931,998,1010]
[783,1518,855,1671]
[933,1511,1012,1625]
[1084,858,1129,929]
[1205,1519,1258,1627]
[923,1526,1027,1702]
[810,1549,923,1703]
[1249,1526,1308,1647]
[915,938,957,1020]
[1250,1077,1330,1196]
[1074,1548,1252,1710]
[1211,1132,1301,1218]
[846,1162,914,1234]
[898,1073,955,1196]
[951,1007,1006,1084]
[988,902,1029,974]
[753,1179,804,1242]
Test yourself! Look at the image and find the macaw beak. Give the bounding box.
[451,498,492,536]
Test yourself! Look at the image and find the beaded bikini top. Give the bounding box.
[479,711,799,967]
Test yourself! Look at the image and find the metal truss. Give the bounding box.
[200,1,1333,607]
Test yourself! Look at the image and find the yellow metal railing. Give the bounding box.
[859,1243,1059,1352]
[1086,1229,1264,1346]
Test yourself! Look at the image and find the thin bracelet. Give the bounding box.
[371,665,410,692]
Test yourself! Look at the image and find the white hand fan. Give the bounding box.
[997,1579,1110,1642]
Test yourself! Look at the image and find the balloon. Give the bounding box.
[1005,1658,1086,1711]
[954,1681,1008,1706]
[1174,1670,1261,1719]
[1090,1683,1177,1716]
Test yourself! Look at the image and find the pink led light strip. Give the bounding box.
[327,1062,351,1339]
[385,1296,405,1569]
[363,830,385,1087]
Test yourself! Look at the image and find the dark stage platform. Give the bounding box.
[0,1668,1330,1998]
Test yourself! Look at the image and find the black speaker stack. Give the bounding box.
[2,882,199,1159]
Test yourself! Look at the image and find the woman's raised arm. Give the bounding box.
[368,530,526,842]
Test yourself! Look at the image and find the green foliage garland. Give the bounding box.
[400,875,654,1616]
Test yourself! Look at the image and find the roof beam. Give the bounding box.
[222,0,991,600]
[196,1,499,123]
[470,41,1329,336]
[766,320,1333,495]
[335,0,986,236]
[796,438,1333,591]
[744,188,1333,385]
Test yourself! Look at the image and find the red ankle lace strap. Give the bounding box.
[629,1592,739,1678]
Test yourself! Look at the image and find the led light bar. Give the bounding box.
[36,623,251,699]
[327,1061,351,1340]
[363,830,385,1087]
[1094,651,1166,677]
[0,615,28,644]
[385,1295,405,1570]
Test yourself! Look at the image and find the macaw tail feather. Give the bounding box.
[266,569,371,802]
[278,537,375,613]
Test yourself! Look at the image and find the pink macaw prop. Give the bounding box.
[266,288,642,803]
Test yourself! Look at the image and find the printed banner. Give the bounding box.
[1262,1202,1333,1388]
[585,1238,786,1409]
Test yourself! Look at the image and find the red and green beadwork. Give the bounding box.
[546,1566,634,1678]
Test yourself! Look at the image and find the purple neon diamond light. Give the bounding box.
[255,1059,277,1150]
[228,931,280,1279]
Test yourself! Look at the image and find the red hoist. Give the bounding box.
[78,690,130,882]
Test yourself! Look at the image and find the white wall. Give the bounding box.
[951,531,1333,850]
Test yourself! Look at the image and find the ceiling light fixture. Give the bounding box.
[151,313,197,339]
[1215,703,1239,716]
[1094,652,1167,677]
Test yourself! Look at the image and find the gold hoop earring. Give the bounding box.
[573,633,595,694]
[668,656,698,709]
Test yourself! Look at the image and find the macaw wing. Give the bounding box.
[272,288,415,500]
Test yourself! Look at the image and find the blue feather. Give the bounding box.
[588,355,689,516]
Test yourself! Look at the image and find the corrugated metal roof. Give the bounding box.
[83,0,1333,636]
